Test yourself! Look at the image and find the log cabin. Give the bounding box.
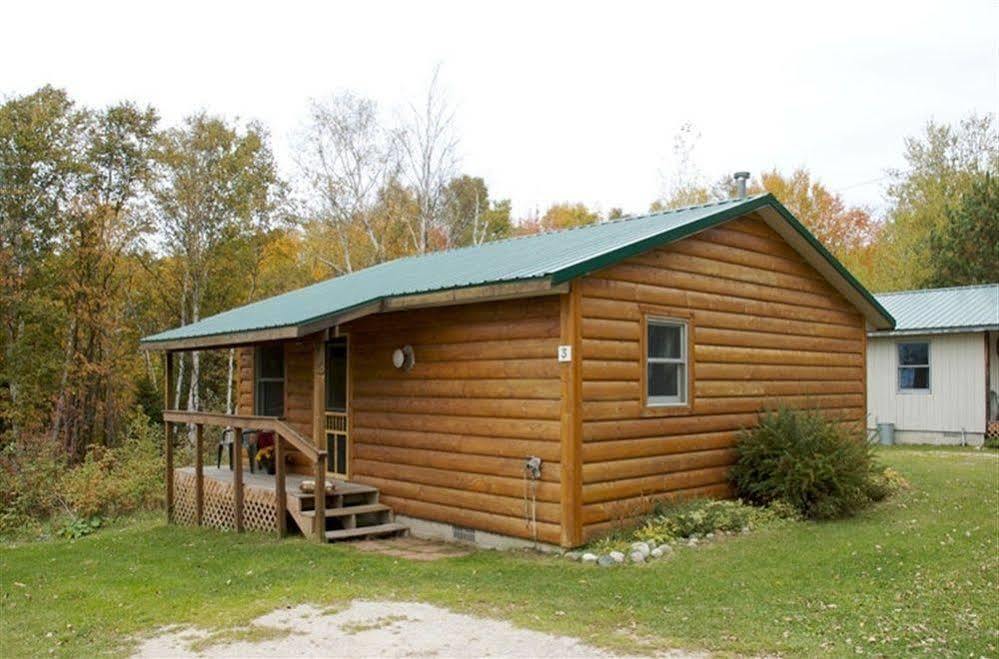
[141,192,895,549]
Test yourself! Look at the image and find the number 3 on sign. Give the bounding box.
[557,345,572,362]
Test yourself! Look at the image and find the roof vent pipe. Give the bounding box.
[733,171,750,199]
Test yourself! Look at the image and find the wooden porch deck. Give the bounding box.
[173,466,406,541]
[181,465,372,497]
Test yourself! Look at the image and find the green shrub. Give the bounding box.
[0,434,67,533]
[1,409,163,535]
[730,406,881,520]
[61,411,163,518]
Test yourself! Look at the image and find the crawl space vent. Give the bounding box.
[452,526,475,543]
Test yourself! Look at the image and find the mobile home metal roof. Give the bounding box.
[142,193,895,350]
[870,283,999,336]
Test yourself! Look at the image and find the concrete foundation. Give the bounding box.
[395,514,561,553]
[868,428,985,447]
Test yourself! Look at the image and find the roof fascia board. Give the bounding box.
[382,277,567,312]
[754,204,894,330]
[869,325,999,338]
[549,196,775,286]
[548,194,894,330]
[139,325,301,352]
[141,277,563,352]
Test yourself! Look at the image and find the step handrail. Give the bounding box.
[163,409,327,541]
[162,410,325,463]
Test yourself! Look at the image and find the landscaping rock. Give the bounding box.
[565,551,582,561]
[686,537,699,547]
[608,551,625,564]
[630,541,651,556]
[705,532,715,540]
[629,551,646,564]
[597,555,616,567]
[650,547,663,559]
[581,553,598,564]
[657,544,673,554]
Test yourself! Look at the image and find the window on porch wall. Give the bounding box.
[255,345,285,416]
[325,338,347,413]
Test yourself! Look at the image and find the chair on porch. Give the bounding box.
[216,428,275,474]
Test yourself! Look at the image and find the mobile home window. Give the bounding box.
[897,342,930,392]
[646,318,687,406]
[255,345,285,416]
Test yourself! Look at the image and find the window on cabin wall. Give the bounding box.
[325,338,347,413]
[255,345,285,416]
[646,318,688,406]
[897,341,930,392]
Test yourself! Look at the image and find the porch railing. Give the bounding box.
[163,410,328,541]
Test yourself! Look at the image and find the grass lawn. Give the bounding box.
[2,447,996,657]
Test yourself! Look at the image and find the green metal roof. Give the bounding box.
[871,283,999,336]
[142,193,894,348]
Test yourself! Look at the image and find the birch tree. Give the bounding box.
[442,175,512,247]
[295,93,396,274]
[152,114,279,429]
[397,67,459,253]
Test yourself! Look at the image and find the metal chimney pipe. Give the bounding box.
[733,171,750,199]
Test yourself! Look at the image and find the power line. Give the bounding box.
[836,175,891,193]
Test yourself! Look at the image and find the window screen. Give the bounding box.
[898,342,930,391]
[647,318,687,405]
[325,338,347,412]
[255,345,285,416]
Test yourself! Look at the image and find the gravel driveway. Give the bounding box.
[133,600,698,658]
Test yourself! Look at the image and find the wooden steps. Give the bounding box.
[300,503,391,519]
[285,480,406,542]
[325,522,409,541]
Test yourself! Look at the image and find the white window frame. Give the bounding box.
[646,317,688,407]
[897,340,930,394]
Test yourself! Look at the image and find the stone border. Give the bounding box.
[561,528,751,566]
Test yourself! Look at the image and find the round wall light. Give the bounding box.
[392,345,416,371]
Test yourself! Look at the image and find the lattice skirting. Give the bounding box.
[173,470,277,533]
[987,422,999,444]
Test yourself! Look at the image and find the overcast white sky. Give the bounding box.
[3,1,996,218]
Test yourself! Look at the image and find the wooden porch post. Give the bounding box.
[312,335,327,542]
[233,426,244,532]
[195,423,204,526]
[313,336,326,451]
[275,438,287,537]
[313,459,326,542]
[164,351,175,523]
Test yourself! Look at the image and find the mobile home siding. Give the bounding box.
[343,296,565,545]
[578,212,867,541]
[867,332,987,440]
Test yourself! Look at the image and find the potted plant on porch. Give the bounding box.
[255,445,276,475]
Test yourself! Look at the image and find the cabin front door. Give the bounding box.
[324,336,349,479]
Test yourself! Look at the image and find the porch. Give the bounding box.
[164,410,406,542]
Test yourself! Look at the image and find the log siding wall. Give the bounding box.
[578,212,867,541]
[230,210,869,548]
[344,296,564,545]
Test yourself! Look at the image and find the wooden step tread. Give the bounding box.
[300,503,390,519]
[288,482,379,498]
[324,523,407,541]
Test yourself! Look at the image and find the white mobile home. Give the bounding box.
[867,284,999,446]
